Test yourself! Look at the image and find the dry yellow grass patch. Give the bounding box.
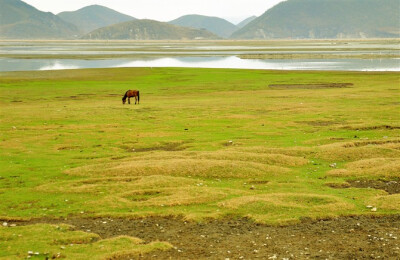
[237,146,314,158]
[68,156,291,178]
[0,216,30,222]
[36,175,247,210]
[367,194,400,211]
[380,142,400,150]
[121,186,245,207]
[65,148,307,181]
[196,150,309,167]
[327,158,400,178]
[35,175,197,194]
[87,186,247,210]
[105,239,173,260]
[136,149,309,166]
[218,193,354,212]
[223,114,259,119]
[316,139,400,161]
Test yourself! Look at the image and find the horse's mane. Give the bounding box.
[122,91,128,101]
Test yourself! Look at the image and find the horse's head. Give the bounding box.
[122,97,126,104]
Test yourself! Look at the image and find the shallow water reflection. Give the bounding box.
[1,56,399,72]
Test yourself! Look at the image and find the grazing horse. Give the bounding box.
[122,90,140,104]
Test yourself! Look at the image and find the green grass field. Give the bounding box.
[0,67,399,259]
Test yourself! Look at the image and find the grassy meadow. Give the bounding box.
[0,67,399,258]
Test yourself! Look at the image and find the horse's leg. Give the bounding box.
[135,96,137,105]
[128,97,131,104]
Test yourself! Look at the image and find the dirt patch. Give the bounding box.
[342,125,400,130]
[298,120,339,126]
[134,142,187,152]
[343,139,400,148]
[248,180,269,185]
[121,142,188,153]
[348,179,400,194]
[57,145,81,151]
[127,191,162,202]
[269,83,353,89]
[8,215,400,259]
[325,182,351,189]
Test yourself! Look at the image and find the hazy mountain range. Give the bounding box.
[57,5,136,34]
[82,19,219,40]
[236,16,257,29]
[232,0,400,39]
[1,0,399,40]
[0,0,79,39]
[169,14,238,38]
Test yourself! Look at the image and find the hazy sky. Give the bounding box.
[23,0,286,24]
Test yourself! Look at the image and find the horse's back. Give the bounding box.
[127,90,139,96]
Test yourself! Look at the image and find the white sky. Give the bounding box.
[22,0,286,24]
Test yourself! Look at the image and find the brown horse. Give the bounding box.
[122,90,140,104]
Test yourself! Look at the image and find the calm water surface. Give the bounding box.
[1,56,399,72]
[1,40,399,72]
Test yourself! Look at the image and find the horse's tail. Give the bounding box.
[137,91,140,103]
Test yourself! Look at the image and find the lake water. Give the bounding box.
[1,40,399,72]
[1,56,399,72]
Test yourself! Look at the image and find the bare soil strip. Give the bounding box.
[269,83,353,89]
[348,179,400,194]
[9,215,400,259]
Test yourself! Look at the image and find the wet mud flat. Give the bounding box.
[15,214,400,259]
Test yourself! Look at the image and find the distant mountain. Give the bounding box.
[236,16,257,28]
[82,19,220,40]
[231,0,400,39]
[0,0,79,39]
[58,5,136,34]
[169,14,237,38]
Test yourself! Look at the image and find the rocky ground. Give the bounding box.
[15,214,400,259]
